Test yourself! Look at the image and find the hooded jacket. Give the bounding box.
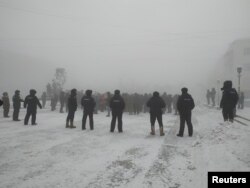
[24,92,42,111]
[146,92,166,114]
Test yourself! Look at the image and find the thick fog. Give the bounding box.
[1,0,250,98]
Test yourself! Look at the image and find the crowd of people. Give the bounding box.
[0,80,242,137]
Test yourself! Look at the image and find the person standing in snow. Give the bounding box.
[220,81,238,123]
[12,90,24,121]
[81,90,96,130]
[24,89,42,125]
[146,91,166,136]
[66,89,77,128]
[177,88,195,137]
[238,92,244,109]
[109,90,125,133]
[2,92,10,118]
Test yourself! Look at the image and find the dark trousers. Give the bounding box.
[13,108,20,120]
[222,108,234,122]
[66,110,75,123]
[150,113,163,128]
[82,112,94,130]
[179,112,193,136]
[24,110,37,125]
[110,111,123,132]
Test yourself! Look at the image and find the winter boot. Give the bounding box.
[70,120,76,128]
[160,127,165,136]
[150,126,155,135]
[66,120,70,128]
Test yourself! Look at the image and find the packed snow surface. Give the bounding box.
[0,106,249,188]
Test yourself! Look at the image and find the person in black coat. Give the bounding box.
[24,89,42,125]
[66,89,77,128]
[177,88,195,137]
[220,80,238,123]
[109,90,125,132]
[12,90,24,121]
[81,90,96,130]
[146,91,166,136]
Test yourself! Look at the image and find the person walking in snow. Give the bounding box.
[109,90,125,133]
[24,89,42,125]
[81,90,96,130]
[177,88,195,137]
[66,89,77,128]
[146,91,166,136]
[220,81,238,123]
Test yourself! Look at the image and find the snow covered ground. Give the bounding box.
[0,105,249,188]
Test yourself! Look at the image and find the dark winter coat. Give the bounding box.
[220,88,238,109]
[2,96,10,108]
[81,95,96,113]
[68,95,77,112]
[110,94,125,113]
[177,93,195,114]
[0,99,3,106]
[24,95,42,111]
[146,95,166,114]
[13,94,23,109]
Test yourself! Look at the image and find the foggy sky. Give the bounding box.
[1,0,250,97]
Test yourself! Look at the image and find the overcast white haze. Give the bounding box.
[0,0,250,96]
